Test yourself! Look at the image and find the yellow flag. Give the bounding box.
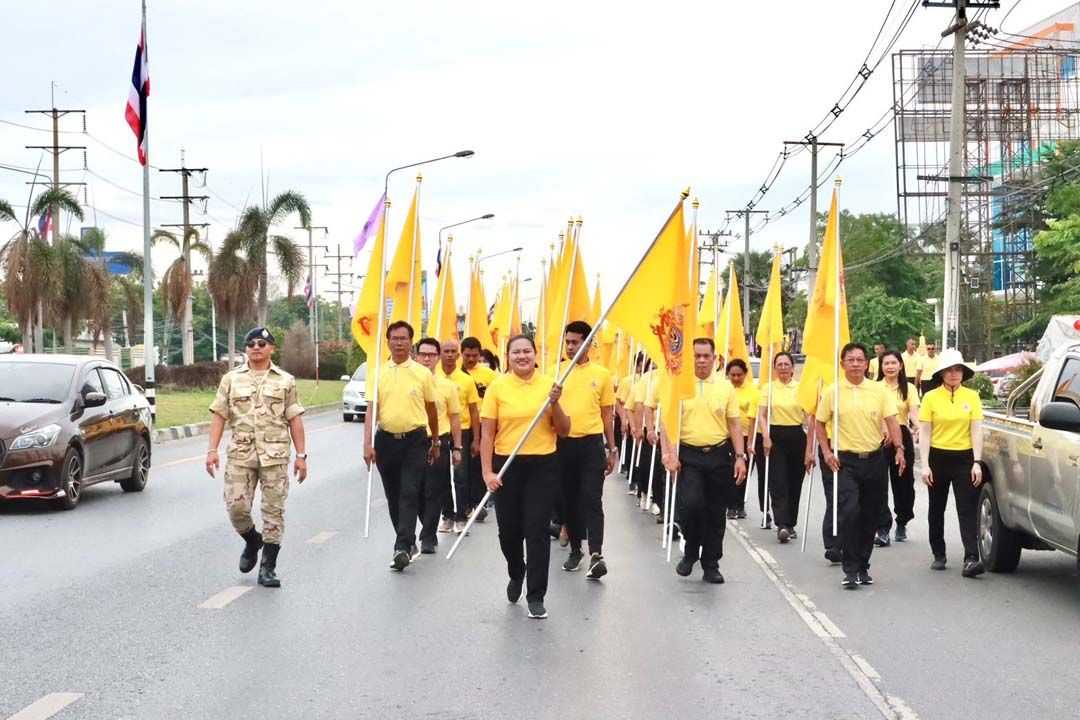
[427,243,458,342]
[386,179,423,331]
[465,263,494,352]
[607,193,695,443]
[351,208,388,359]
[543,231,571,369]
[717,262,753,382]
[797,185,850,414]
[510,277,522,336]
[698,266,717,340]
[535,271,547,373]
[490,276,510,351]
[590,276,601,327]
[755,248,785,375]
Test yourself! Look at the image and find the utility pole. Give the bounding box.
[296,225,328,342]
[160,156,209,364]
[324,242,355,340]
[784,138,844,295]
[25,94,85,352]
[725,209,768,330]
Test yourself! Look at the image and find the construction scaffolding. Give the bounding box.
[893,46,1080,358]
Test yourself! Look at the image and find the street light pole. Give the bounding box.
[438,213,495,250]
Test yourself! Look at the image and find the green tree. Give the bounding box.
[152,227,210,365]
[848,286,934,350]
[237,191,311,326]
[208,230,259,365]
[69,227,142,363]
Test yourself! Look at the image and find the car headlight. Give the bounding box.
[10,423,62,450]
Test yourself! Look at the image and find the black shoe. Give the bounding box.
[736,508,747,519]
[420,539,437,555]
[874,530,891,547]
[548,522,560,539]
[930,556,947,571]
[476,506,488,524]
[895,524,908,542]
[239,527,263,574]
[842,573,858,589]
[824,548,842,564]
[726,509,738,520]
[391,549,410,571]
[257,543,281,588]
[527,601,548,619]
[676,556,695,577]
[506,577,523,603]
[563,549,584,572]
[961,559,985,578]
[702,568,725,584]
[788,528,798,540]
[586,555,607,580]
[409,545,421,562]
[763,514,773,530]
[857,570,874,585]
[777,527,791,543]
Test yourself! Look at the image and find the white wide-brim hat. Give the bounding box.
[932,348,975,383]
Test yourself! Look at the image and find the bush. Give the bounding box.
[346,338,367,376]
[0,321,19,343]
[280,321,316,379]
[126,360,230,389]
[966,373,996,404]
[318,340,350,380]
[1011,359,1043,408]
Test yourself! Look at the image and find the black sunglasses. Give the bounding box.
[246,340,269,349]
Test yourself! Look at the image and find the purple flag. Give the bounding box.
[353,192,386,256]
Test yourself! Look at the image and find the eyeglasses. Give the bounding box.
[246,340,268,349]
[417,351,439,358]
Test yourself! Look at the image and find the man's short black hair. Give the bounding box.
[461,336,482,351]
[841,342,868,361]
[693,337,715,352]
[386,320,414,340]
[416,337,440,354]
[564,320,592,339]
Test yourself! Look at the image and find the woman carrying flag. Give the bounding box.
[725,358,759,520]
[758,351,807,542]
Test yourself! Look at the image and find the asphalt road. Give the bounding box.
[2,414,1077,720]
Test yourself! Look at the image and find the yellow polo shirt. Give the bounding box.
[732,382,760,436]
[816,377,898,454]
[615,376,634,405]
[372,358,438,434]
[919,385,983,451]
[901,351,920,378]
[760,379,803,426]
[868,357,880,381]
[481,372,558,456]
[464,363,498,398]
[560,361,615,438]
[918,354,941,380]
[628,370,657,412]
[882,380,919,427]
[438,365,480,430]
[428,374,462,438]
[649,374,740,447]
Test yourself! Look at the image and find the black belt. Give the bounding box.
[838,448,883,460]
[685,440,732,454]
[378,427,426,441]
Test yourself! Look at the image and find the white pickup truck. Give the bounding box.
[979,342,1080,573]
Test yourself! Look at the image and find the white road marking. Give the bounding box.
[198,585,252,609]
[729,522,919,720]
[306,531,338,544]
[756,548,778,565]
[5,693,83,720]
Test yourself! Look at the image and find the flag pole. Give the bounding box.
[447,190,690,560]
[553,217,583,380]
[364,198,391,539]
[138,0,156,422]
[434,238,452,340]
[666,410,684,563]
[831,179,842,537]
[406,174,421,327]
[642,369,659,511]
[539,259,548,376]
[801,378,823,553]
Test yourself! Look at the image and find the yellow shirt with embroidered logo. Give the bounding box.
[559,361,615,438]
[732,382,760,436]
[760,379,803,427]
[816,377,898,454]
[919,385,983,451]
[901,351,920,378]
[371,358,438,434]
[428,374,462,438]
[438,365,480,430]
[464,363,498,398]
[481,372,558,456]
[645,373,740,447]
[881,380,919,427]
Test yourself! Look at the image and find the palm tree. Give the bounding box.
[0,199,16,225]
[208,230,258,364]
[151,227,209,365]
[70,227,142,363]
[237,191,310,326]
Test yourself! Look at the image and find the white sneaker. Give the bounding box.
[453,521,468,535]
[438,518,454,533]
[679,536,686,554]
[651,503,661,516]
[639,497,648,511]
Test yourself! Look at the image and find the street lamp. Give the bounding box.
[439,213,495,249]
[476,247,523,266]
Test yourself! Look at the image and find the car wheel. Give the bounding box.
[979,483,1021,573]
[54,448,83,511]
[344,413,354,423]
[120,436,150,492]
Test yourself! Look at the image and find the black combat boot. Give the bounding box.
[258,543,281,588]
[239,527,263,574]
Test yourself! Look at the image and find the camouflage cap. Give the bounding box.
[244,327,276,345]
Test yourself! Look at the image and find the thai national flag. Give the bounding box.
[125,20,150,165]
[37,210,52,240]
[304,272,314,310]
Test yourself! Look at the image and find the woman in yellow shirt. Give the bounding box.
[725,358,760,521]
[875,350,919,545]
[757,351,807,542]
[917,348,985,578]
[481,334,571,619]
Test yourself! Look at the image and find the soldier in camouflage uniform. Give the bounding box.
[206,327,308,588]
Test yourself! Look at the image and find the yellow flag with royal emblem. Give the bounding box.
[351,207,388,359]
[385,178,423,331]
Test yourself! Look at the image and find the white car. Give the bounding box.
[0,341,14,354]
[342,363,367,422]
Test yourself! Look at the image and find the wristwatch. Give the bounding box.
[296,453,308,460]
[606,446,618,453]
[454,446,464,451]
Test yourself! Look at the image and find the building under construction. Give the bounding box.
[893,4,1080,359]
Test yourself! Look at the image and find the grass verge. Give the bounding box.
[154,379,346,429]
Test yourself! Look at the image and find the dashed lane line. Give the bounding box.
[729,522,919,720]
[306,531,339,544]
[197,585,252,609]
[5,693,83,720]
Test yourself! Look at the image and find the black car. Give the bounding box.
[0,355,153,510]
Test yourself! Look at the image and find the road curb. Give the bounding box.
[151,402,340,445]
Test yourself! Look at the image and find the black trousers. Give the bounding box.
[442,428,471,522]
[468,428,487,510]
[494,453,556,603]
[767,425,807,530]
[558,434,607,555]
[418,434,452,543]
[737,434,765,511]
[375,427,428,552]
[677,441,734,570]
[636,438,666,510]
[819,447,838,551]
[837,450,888,575]
[879,427,916,532]
[927,447,980,561]
[614,414,627,473]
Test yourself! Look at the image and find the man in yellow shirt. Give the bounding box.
[901,338,920,379]
[461,336,499,522]
[657,339,747,584]
[816,342,906,589]
[915,341,940,396]
[866,342,886,380]
[437,338,480,533]
[363,321,440,571]
[557,321,617,579]
[415,337,463,555]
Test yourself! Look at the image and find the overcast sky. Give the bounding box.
[0,0,1066,321]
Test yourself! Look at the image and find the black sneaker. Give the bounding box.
[563,549,584,572]
[961,559,985,578]
[420,539,437,555]
[874,530,891,547]
[702,568,725,584]
[777,527,791,544]
[930,556,947,571]
[736,507,747,519]
[824,548,842,564]
[842,574,858,589]
[788,528,798,540]
[506,577,523,603]
[391,550,410,571]
[857,570,874,585]
[409,545,421,562]
[476,506,488,524]
[585,555,607,580]
[763,514,773,530]
[726,509,738,520]
[895,524,908,542]
[675,556,695,577]
[527,601,548,619]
